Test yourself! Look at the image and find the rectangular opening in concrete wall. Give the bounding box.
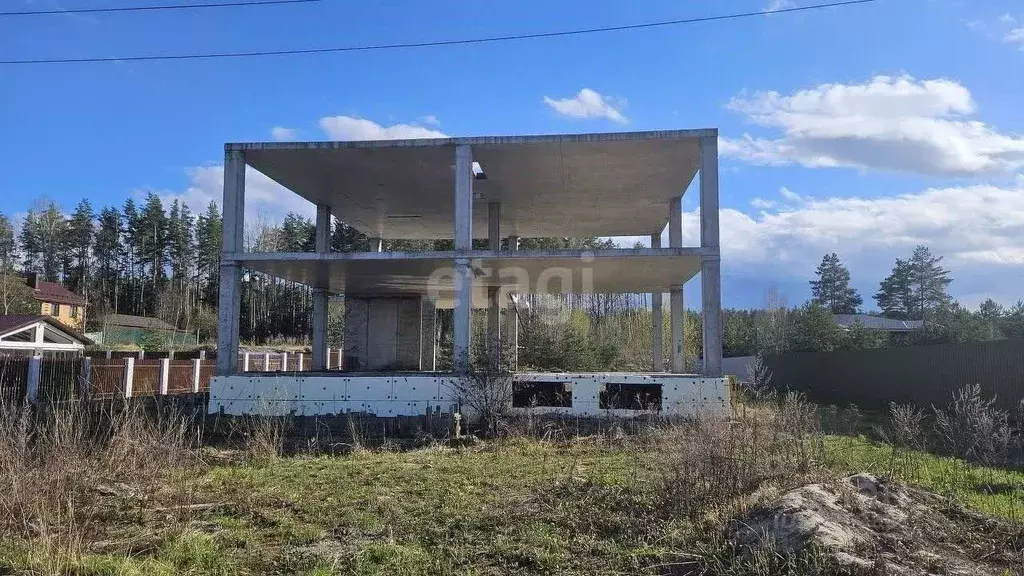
[512,381,572,408]
[599,383,662,411]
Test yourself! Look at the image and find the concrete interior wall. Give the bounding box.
[344,297,423,370]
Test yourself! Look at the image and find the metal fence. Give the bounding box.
[764,339,1024,412]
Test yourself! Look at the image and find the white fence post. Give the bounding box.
[337,348,343,371]
[158,358,170,395]
[26,355,42,404]
[105,350,112,360]
[297,353,304,371]
[199,349,206,361]
[243,352,250,372]
[281,352,289,372]
[123,357,135,398]
[138,349,145,361]
[263,352,271,371]
[79,356,92,399]
[192,359,201,393]
[325,347,331,370]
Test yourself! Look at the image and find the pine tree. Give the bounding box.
[875,246,952,320]
[0,213,14,271]
[875,258,913,319]
[907,245,951,319]
[194,201,222,307]
[19,200,66,282]
[809,253,862,314]
[64,199,95,294]
[94,207,121,312]
[137,192,169,314]
[121,198,140,314]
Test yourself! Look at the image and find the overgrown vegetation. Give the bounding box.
[0,385,1021,575]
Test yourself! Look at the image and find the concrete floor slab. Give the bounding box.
[233,130,710,239]
[234,248,707,306]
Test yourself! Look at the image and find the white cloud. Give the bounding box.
[763,0,796,13]
[270,126,298,141]
[619,177,1024,304]
[999,13,1017,25]
[1005,27,1024,49]
[542,88,628,124]
[720,75,1024,176]
[419,114,441,126]
[156,164,315,230]
[318,116,448,140]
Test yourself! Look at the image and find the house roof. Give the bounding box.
[834,314,924,332]
[99,314,180,332]
[0,314,93,344]
[31,280,88,306]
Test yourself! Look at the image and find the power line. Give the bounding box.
[0,0,877,65]
[0,0,321,17]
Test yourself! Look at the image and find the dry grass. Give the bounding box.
[0,390,1020,575]
[0,399,202,573]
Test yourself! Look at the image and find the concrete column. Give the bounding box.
[192,359,202,393]
[420,297,436,371]
[700,135,723,376]
[263,352,271,371]
[26,355,42,404]
[158,358,170,395]
[280,352,289,372]
[79,356,92,399]
[242,352,250,372]
[453,144,473,373]
[651,233,664,372]
[669,196,685,373]
[123,356,135,398]
[216,148,245,375]
[505,235,519,371]
[325,347,332,370]
[487,202,500,367]
[312,204,331,370]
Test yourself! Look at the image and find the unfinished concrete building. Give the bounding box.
[209,129,729,417]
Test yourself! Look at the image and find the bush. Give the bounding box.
[932,384,1012,465]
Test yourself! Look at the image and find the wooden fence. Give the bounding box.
[764,339,1024,412]
[2,348,344,404]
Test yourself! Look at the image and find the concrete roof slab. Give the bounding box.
[235,130,711,239]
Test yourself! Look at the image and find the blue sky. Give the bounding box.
[2,0,1024,309]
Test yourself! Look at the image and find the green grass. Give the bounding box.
[1,434,1021,575]
[824,435,1024,521]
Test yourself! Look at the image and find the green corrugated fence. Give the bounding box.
[764,339,1024,413]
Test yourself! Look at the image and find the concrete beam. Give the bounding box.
[668,196,685,373]
[651,233,663,372]
[312,204,331,370]
[700,136,723,376]
[216,148,245,376]
[453,144,473,373]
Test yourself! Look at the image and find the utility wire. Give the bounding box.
[1,0,321,17]
[0,0,877,65]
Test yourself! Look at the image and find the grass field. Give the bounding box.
[2,410,1022,575]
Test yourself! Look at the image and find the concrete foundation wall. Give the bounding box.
[209,372,730,418]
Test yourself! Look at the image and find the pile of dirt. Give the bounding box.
[728,473,1022,575]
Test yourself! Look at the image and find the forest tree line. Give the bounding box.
[1,196,1023,369]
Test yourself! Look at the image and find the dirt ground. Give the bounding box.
[729,473,1023,575]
